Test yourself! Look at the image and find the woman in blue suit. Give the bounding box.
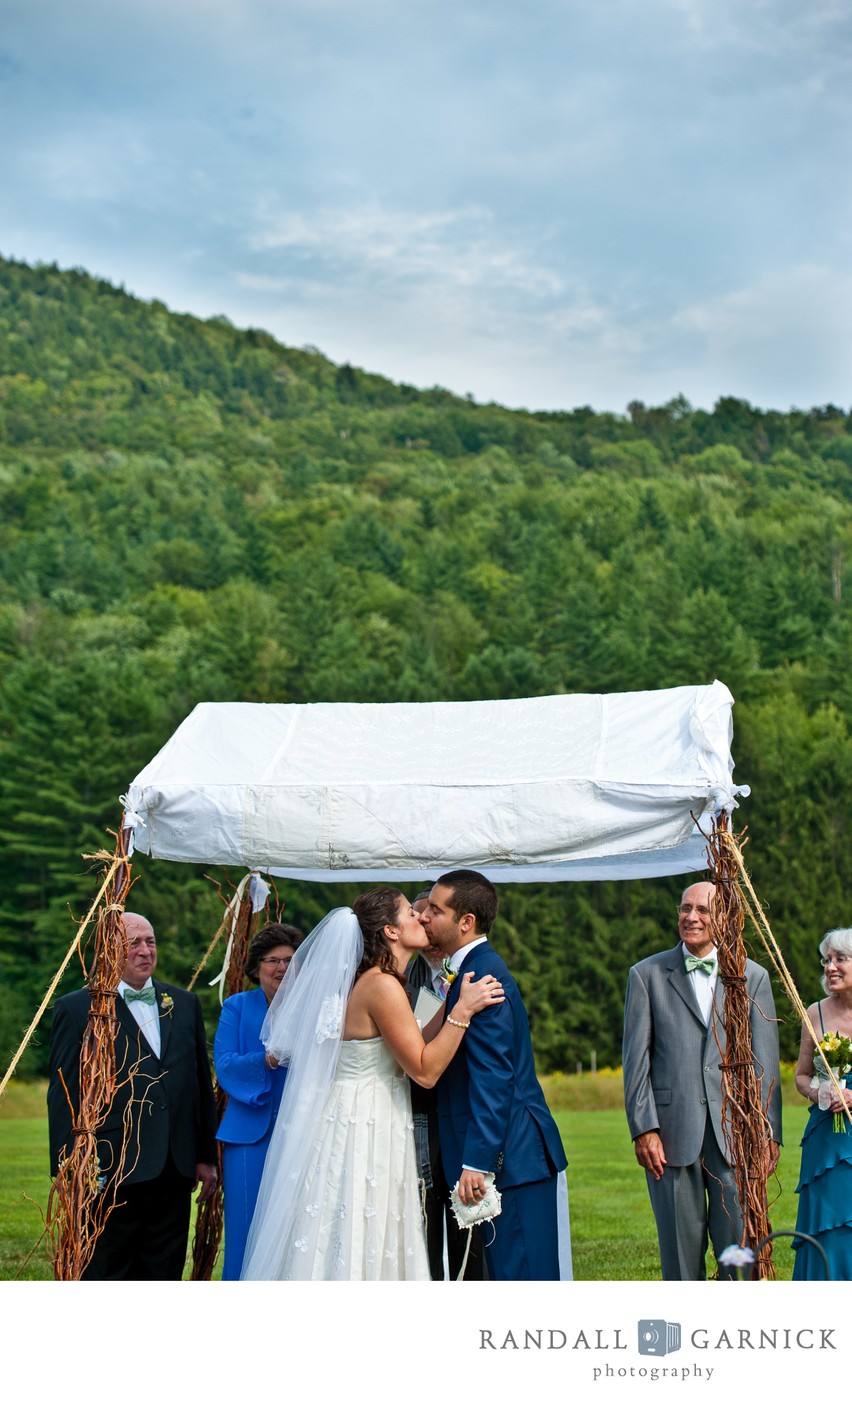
[214,922,303,1280]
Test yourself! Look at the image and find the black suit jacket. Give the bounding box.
[48,979,218,1186]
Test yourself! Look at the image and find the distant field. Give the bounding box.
[540,1062,802,1113]
[0,1075,808,1281]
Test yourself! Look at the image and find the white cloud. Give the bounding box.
[247,203,568,299]
[673,263,851,345]
[1,0,849,413]
[661,0,852,56]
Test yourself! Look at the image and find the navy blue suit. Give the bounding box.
[436,939,567,1280]
[214,987,287,1279]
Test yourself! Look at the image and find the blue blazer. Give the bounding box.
[214,988,284,1145]
[436,939,566,1190]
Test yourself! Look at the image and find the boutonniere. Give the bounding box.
[160,992,174,1012]
[441,958,459,987]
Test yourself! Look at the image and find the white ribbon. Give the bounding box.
[208,871,273,1003]
[816,1072,847,1110]
[248,872,271,913]
[209,873,250,1005]
[118,794,145,855]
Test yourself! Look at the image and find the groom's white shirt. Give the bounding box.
[447,936,487,973]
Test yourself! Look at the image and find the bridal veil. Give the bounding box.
[240,906,364,1279]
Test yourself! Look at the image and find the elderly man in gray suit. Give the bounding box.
[623,880,782,1280]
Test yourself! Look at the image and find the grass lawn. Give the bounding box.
[1,1076,809,1281]
[1,1117,55,1280]
[555,1108,806,1280]
[543,1067,807,1280]
[0,1081,215,1281]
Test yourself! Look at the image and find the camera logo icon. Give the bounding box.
[638,1320,681,1357]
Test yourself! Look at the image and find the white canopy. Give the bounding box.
[123,681,745,882]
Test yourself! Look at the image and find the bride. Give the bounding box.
[240,886,504,1280]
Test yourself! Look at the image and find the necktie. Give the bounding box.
[124,984,157,1004]
[684,955,715,976]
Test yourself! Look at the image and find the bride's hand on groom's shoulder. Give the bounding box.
[455,972,505,1020]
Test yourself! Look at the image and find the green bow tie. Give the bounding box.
[124,984,156,1005]
[684,955,715,976]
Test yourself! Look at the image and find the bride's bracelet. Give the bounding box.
[447,1016,470,1030]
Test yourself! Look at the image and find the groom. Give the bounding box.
[421,869,567,1280]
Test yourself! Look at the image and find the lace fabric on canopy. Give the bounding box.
[240,906,364,1279]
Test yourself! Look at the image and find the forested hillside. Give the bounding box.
[1,254,850,1074]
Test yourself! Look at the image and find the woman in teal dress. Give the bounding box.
[793,928,852,1280]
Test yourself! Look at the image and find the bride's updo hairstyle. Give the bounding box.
[352,886,408,984]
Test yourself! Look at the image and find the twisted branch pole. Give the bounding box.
[44,824,136,1280]
[0,852,124,1103]
[706,815,776,1279]
[730,834,852,1126]
[189,878,257,1281]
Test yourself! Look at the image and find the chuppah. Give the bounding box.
[35,680,776,1279]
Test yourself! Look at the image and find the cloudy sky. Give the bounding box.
[2,0,850,413]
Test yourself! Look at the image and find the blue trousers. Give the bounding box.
[484,1174,561,1281]
[221,1138,273,1280]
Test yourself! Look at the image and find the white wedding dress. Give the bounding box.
[247,1037,431,1280]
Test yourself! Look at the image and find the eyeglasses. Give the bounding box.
[260,956,292,969]
[679,905,711,916]
[822,955,851,968]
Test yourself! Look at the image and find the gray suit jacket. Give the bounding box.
[622,944,782,1166]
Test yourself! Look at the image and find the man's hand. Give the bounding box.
[194,1162,218,1203]
[765,1140,780,1176]
[633,1131,666,1180]
[457,1168,488,1205]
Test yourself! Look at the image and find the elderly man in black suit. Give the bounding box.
[48,911,218,1280]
